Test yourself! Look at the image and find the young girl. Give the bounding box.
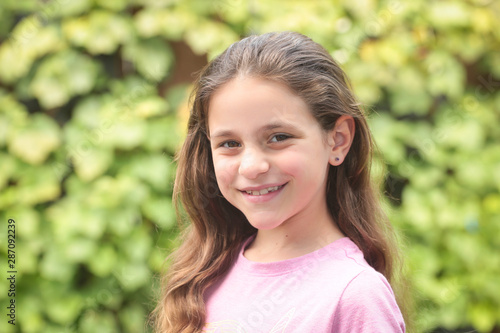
[152,31,406,332]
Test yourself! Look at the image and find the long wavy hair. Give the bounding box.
[151,31,408,332]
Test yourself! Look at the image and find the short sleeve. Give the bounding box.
[331,269,405,333]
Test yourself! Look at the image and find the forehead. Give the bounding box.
[207,77,317,133]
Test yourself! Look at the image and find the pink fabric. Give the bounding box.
[204,236,405,332]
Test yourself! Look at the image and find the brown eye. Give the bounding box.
[221,141,240,148]
[270,134,291,143]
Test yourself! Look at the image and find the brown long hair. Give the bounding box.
[151,31,408,332]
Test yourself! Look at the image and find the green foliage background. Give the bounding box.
[0,0,499,332]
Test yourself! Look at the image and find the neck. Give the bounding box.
[244,208,344,262]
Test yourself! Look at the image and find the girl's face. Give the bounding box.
[208,77,336,231]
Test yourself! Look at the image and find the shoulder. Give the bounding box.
[341,269,398,308]
[331,269,405,332]
[313,237,372,278]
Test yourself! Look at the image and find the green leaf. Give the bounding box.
[87,245,117,277]
[122,37,174,81]
[16,240,40,274]
[469,302,496,332]
[45,294,82,324]
[17,295,44,332]
[107,207,141,236]
[101,118,148,150]
[135,8,196,40]
[143,115,184,153]
[185,20,239,57]
[117,225,152,262]
[63,237,97,263]
[114,262,150,291]
[142,196,176,229]
[0,152,16,189]
[79,310,117,333]
[29,50,100,108]
[425,51,465,98]
[389,68,432,115]
[9,205,40,237]
[94,0,128,11]
[136,95,169,118]
[47,199,107,239]
[73,147,113,182]
[119,304,146,332]
[428,2,470,29]
[62,10,134,54]
[85,175,147,209]
[120,153,172,190]
[39,246,76,282]
[7,113,61,164]
[14,164,61,206]
[0,26,36,83]
[51,0,92,17]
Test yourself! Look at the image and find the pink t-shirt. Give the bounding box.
[204,236,405,332]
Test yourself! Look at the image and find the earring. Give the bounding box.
[335,157,340,162]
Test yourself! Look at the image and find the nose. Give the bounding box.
[238,147,270,179]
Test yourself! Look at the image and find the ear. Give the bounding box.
[326,115,355,166]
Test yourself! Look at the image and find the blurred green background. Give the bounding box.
[0,0,499,332]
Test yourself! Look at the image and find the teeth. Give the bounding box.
[245,185,282,196]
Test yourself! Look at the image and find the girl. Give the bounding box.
[152,31,407,332]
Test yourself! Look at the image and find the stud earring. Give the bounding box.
[335,157,340,162]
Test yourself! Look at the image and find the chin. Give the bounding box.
[245,216,285,231]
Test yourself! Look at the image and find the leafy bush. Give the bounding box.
[0,0,498,332]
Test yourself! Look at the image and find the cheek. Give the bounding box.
[213,157,238,189]
[278,149,329,184]
[277,148,312,173]
[278,153,304,177]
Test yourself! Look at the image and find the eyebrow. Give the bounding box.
[209,121,300,139]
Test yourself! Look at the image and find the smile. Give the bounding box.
[242,184,286,196]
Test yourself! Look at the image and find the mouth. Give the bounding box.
[240,183,287,196]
